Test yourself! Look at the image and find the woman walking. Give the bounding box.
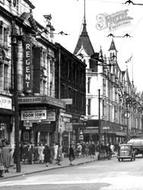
[69,144,75,165]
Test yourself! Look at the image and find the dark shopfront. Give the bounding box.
[0,95,13,144]
[18,96,65,146]
[0,113,13,143]
[85,119,127,145]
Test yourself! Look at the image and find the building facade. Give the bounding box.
[0,0,66,147]
[74,14,143,145]
[55,43,86,153]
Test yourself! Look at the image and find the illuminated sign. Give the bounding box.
[24,37,32,93]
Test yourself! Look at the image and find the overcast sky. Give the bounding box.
[31,0,143,92]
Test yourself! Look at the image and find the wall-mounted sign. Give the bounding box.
[47,111,56,121]
[65,123,72,132]
[24,37,32,93]
[21,110,47,121]
[0,96,12,110]
[61,99,73,105]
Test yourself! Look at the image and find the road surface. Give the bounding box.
[0,156,143,190]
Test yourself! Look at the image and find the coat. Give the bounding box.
[2,146,11,168]
[69,146,75,161]
[43,145,51,163]
[0,148,4,171]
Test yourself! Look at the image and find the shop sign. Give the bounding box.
[0,96,12,110]
[24,38,32,93]
[21,110,47,121]
[23,120,33,127]
[47,111,55,121]
[65,123,72,132]
[61,98,73,105]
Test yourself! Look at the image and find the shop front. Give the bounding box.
[0,95,13,144]
[18,96,65,146]
[86,119,127,145]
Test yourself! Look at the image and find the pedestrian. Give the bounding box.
[69,144,75,165]
[54,143,58,161]
[43,144,51,167]
[0,142,4,177]
[38,143,44,164]
[56,145,62,165]
[90,141,96,158]
[2,141,12,173]
[27,144,34,164]
[76,143,82,157]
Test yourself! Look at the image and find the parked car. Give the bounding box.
[127,138,143,156]
[117,144,135,162]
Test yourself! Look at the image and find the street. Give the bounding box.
[0,156,143,190]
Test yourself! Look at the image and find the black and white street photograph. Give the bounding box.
[0,0,143,189]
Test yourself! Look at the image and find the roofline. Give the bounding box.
[55,43,87,67]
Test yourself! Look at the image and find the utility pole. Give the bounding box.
[11,21,21,172]
[98,89,101,160]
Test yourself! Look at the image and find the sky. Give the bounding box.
[31,0,143,92]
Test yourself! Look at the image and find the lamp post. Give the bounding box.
[11,21,21,172]
[98,89,101,160]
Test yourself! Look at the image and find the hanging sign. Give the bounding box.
[24,37,32,93]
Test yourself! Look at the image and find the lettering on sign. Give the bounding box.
[0,96,12,110]
[24,37,32,93]
[21,110,47,121]
[96,9,133,31]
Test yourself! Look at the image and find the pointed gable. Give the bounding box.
[108,39,117,52]
[74,23,94,56]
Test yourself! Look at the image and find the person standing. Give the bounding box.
[2,141,11,173]
[56,145,62,165]
[38,144,44,164]
[43,144,51,167]
[0,143,4,177]
[69,144,75,165]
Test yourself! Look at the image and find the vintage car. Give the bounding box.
[117,144,135,162]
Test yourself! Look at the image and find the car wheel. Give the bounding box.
[118,158,120,162]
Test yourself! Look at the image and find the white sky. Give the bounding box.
[31,0,143,92]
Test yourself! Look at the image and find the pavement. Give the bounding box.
[0,155,99,180]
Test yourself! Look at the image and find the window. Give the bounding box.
[4,28,8,48]
[87,77,91,93]
[87,99,91,115]
[4,64,8,90]
[0,26,2,44]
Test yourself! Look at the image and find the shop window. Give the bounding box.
[23,131,30,142]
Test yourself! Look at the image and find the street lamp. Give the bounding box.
[98,89,101,160]
[11,20,21,173]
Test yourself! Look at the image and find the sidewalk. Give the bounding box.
[0,156,98,180]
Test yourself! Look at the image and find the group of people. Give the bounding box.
[0,139,119,177]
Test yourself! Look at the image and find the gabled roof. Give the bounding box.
[74,22,94,56]
[108,39,117,52]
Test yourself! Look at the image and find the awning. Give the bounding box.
[33,122,56,132]
[18,96,66,109]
